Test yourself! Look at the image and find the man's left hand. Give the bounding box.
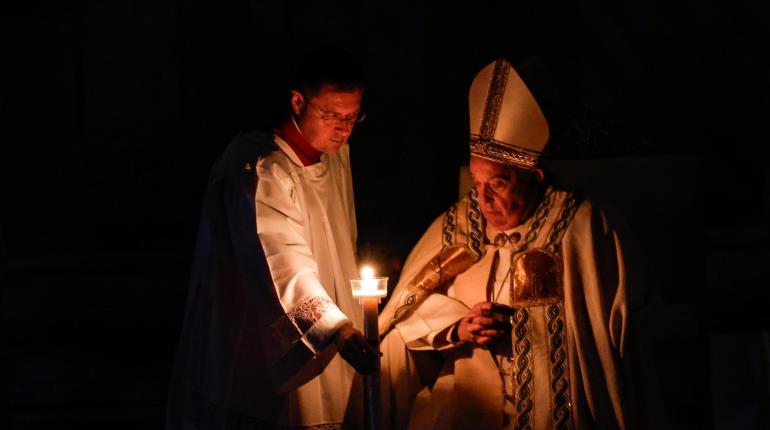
[333,323,380,375]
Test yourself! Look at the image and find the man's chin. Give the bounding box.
[484,213,505,228]
[484,213,519,231]
[324,140,344,153]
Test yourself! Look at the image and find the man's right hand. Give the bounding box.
[333,323,379,375]
[456,302,513,347]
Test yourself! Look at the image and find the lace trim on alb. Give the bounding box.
[286,296,334,334]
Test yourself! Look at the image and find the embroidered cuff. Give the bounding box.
[286,296,349,354]
[304,304,349,354]
[286,296,335,334]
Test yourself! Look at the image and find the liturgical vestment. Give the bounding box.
[167,129,362,430]
[379,188,649,430]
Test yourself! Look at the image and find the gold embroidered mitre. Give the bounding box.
[468,58,549,169]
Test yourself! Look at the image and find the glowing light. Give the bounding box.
[351,265,387,298]
[361,266,375,280]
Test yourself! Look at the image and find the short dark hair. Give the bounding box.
[290,47,366,98]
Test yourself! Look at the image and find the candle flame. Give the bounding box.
[360,266,375,280]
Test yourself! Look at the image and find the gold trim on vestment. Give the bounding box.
[511,249,562,308]
[469,134,541,169]
[512,307,534,429]
[479,59,511,142]
[387,244,477,328]
[547,302,572,429]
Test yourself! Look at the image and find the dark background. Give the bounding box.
[3,1,769,429]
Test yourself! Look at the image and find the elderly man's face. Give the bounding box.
[470,155,543,231]
[291,84,363,154]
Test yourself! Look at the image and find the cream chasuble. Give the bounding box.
[379,188,645,430]
[256,136,363,428]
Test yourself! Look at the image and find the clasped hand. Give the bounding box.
[456,302,514,353]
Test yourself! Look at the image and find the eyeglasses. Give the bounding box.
[304,99,366,125]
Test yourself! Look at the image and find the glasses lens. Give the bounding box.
[308,98,365,125]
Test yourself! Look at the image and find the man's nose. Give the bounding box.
[335,120,354,135]
[478,185,492,202]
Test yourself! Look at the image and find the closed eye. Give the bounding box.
[489,179,509,192]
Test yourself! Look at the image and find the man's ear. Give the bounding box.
[290,90,304,116]
[533,168,545,183]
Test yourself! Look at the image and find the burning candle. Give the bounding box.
[351,265,387,299]
[350,265,388,430]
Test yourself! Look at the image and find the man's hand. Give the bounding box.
[333,323,379,375]
[456,302,513,349]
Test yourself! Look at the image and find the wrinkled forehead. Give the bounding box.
[470,155,536,183]
[470,155,510,177]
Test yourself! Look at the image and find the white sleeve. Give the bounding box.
[394,294,469,351]
[255,161,348,354]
